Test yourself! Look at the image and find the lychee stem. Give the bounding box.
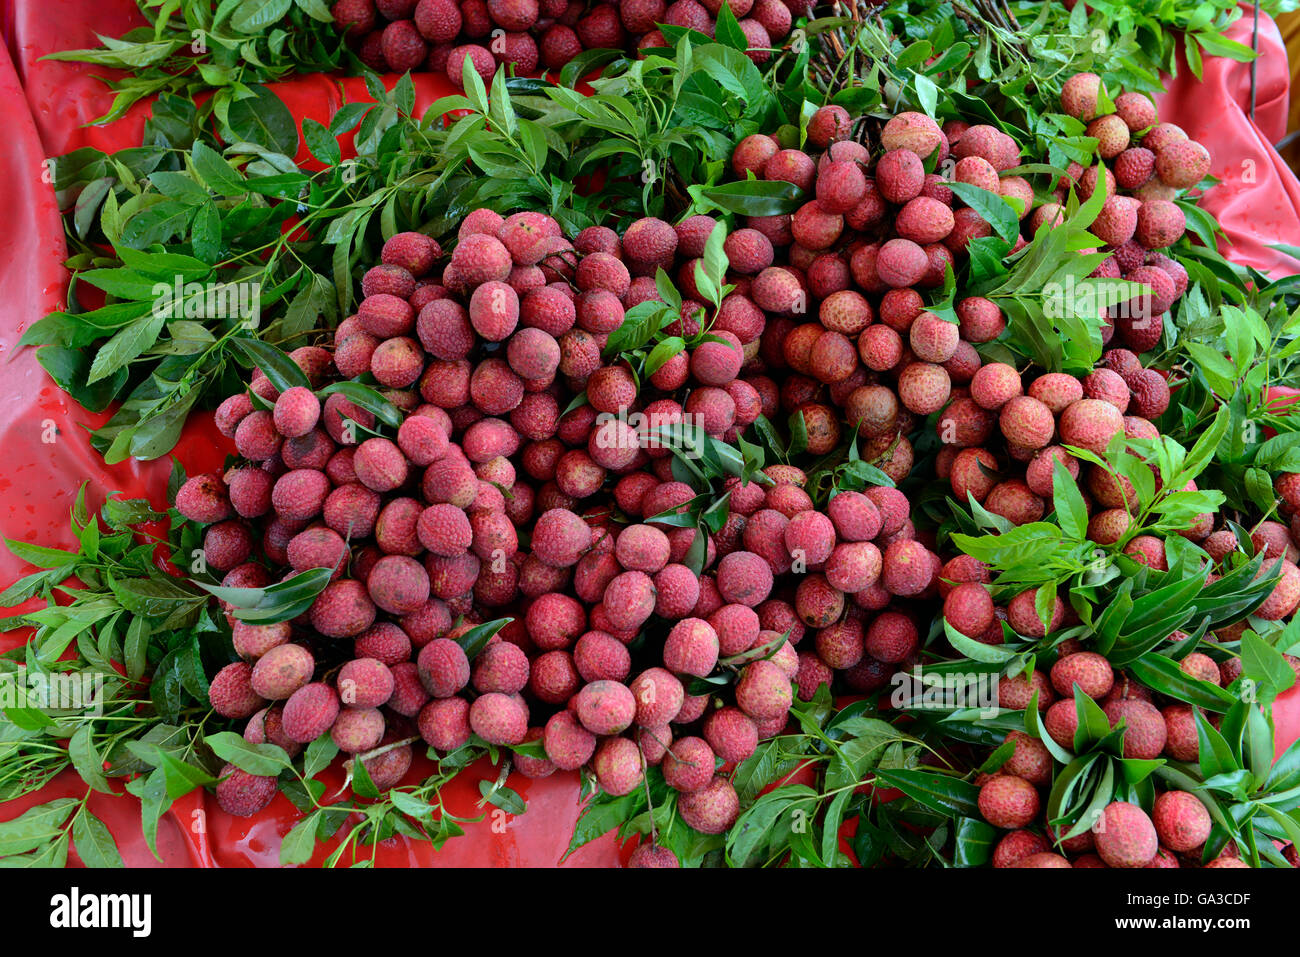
[637,746,657,843]
[476,755,513,809]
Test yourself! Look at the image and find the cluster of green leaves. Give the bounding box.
[43,0,351,124]
[793,0,1258,136]
[214,617,535,868]
[0,476,223,866]
[1027,628,1299,866]
[569,689,945,867]
[1153,627,1300,867]
[38,37,819,464]
[0,498,532,869]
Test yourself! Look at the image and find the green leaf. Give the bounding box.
[871,768,980,818]
[712,2,748,51]
[303,734,339,778]
[279,810,320,865]
[1051,458,1088,541]
[230,0,292,33]
[226,86,299,157]
[695,179,804,217]
[2,540,78,569]
[301,118,341,167]
[206,731,293,776]
[195,566,332,624]
[946,182,1019,244]
[0,800,79,855]
[1126,653,1237,713]
[72,810,124,868]
[454,618,513,661]
[86,311,166,384]
[952,816,998,867]
[231,337,311,391]
[316,381,403,429]
[1196,708,1240,780]
[69,725,113,794]
[478,780,526,815]
[1240,629,1297,698]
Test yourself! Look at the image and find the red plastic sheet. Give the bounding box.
[1,2,1298,867]
[1154,9,1300,276]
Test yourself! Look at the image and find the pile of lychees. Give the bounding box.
[331,0,796,85]
[180,74,1294,866]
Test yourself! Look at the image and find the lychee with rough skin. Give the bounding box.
[415,697,469,754]
[999,669,1054,711]
[250,643,315,701]
[416,637,471,698]
[281,682,341,743]
[310,579,378,638]
[881,111,943,158]
[544,709,598,771]
[827,490,882,541]
[663,735,716,792]
[816,160,868,215]
[1044,699,1079,749]
[1094,801,1158,868]
[628,667,685,728]
[382,20,429,72]
[232,621,291,661]
[468,692,528,745]
[627,844,680,868]
[956,297,1005,343]
[177,473,234,523]
[703,706,759,763]
[336,658,394,709]
[574,680,636,735]
[1115,91,1158,131]
[944,582,995,638]
[664,618,720,677]
[1002,731,1052,786]
[1152,790,1211,852]
[469,641,529,695]
[1059,398,1125,454]
[330,708,385,753]
[865,611,919,663]
[876,149,925,204]
[806,104,851,148]
[1162,704,1200,761]
[532,508,593,567]
[592,736,643,796]
[897,362,952,415]
[1135,199,1185,249]
[210,661,267,718]
[1007,586,1064,638]
[993,830,1051,868]
[677,775,740,834]
[978,774,1040,829]
[1051,651,1114,699]
[366,555,430,616]
[732,134,779,178]
[876,238,929,288]
[735,659,793,721]
[215,764,278,817]
[1105,698,1168,759]
[999,396,1055,449]
[1155,139,1211,189]
[881,540,934,598]
[601,570,657,632]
